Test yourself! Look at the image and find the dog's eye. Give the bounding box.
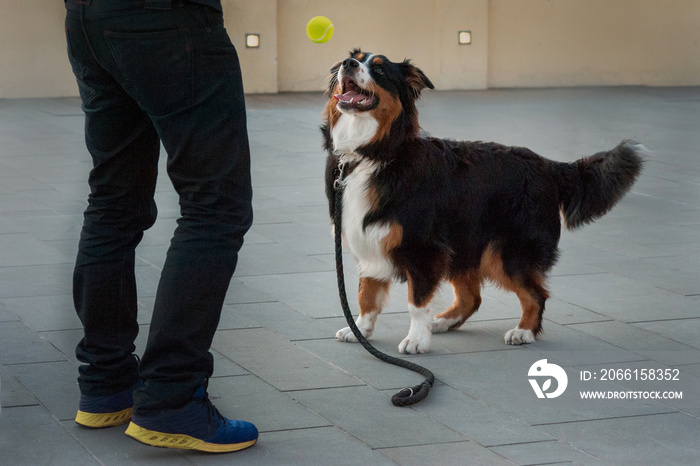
[373,67,384,75]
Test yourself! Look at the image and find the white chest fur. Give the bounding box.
[340,159,396,281]
[331,113,378,154]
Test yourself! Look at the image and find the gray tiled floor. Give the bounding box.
[1,87,699,465]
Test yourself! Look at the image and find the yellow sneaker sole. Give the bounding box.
[75,407,133,428]
[125,422,257,453]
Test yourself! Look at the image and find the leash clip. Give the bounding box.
[334,161,346,189]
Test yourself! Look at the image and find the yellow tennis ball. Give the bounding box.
[306,16,334,43]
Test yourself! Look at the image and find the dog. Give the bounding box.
[323,49,644,354]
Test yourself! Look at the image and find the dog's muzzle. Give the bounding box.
[334,59,378,111]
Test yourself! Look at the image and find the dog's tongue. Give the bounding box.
[334,90,366,103]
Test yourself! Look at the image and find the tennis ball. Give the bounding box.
[306,16,334,43]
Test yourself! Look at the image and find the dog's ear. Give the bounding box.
[401,60,434,98]
[329,60,342,76]
[325,61,343,96]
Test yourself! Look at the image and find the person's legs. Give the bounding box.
[66,1,256,448]
[66,4,159,401]
[92,3,253,414]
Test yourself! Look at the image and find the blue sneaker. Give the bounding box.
[75,383,138,428]
[125,387,258,453]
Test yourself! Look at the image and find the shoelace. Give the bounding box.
[198,392,226,434]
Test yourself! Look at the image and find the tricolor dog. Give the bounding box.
[323,49,644,354]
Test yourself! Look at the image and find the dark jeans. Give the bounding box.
[65,0,252,414]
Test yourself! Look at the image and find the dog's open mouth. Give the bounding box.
[334,76,378,111]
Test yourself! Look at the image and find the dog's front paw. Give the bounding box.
[336,326,358,343]
[504,328,535,345]
[398,332,431,354]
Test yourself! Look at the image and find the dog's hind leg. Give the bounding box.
[431,271,482,333]
[479,244,549,345]
[336,277,390,343]
[504,278,549,345]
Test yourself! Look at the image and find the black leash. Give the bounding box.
[333,170,434,407]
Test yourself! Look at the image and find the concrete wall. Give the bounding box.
[0,1,77,98]
[0,0,698,98]
[222,0,279,93]
[488,0,700,87]
[275,0,489,92]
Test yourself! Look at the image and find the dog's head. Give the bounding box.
[323,49,434,154]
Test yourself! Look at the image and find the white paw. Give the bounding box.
[400,304,433,354]
[398,327,432,354]
[431,316,462,334]
[398,336,431,354]
[336,326,358,343]
[504,328,535,345]
[336,313,376,343]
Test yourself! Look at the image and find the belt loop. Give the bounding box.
[144,0,173,9]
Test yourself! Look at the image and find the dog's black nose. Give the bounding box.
[342,58,360,69]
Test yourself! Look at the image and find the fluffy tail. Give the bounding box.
[554,140,646,230]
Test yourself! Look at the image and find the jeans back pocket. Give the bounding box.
[104,28,193,116]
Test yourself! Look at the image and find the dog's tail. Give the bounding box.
[553,140,646,230]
